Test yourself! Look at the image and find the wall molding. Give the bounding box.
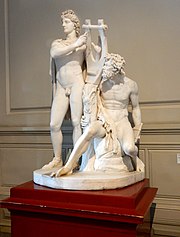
[4,0,10,115]
[4,0,51,115]
[0,124,72,135]
[140,99,180,108]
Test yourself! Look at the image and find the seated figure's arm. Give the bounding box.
[130,81,141,127]
[130,81,142,142]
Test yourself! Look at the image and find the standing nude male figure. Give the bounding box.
[43,10,87,170]
[53,53,143,177]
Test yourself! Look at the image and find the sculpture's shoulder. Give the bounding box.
[51,39,63,47]
[124,76,138,91]
[124,76,135,84]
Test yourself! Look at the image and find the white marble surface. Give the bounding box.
[33,168,145,190]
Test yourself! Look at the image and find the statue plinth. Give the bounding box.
[0,179,157,237]
[33,168,145,190]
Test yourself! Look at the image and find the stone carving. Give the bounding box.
[42,10,87,170]
[52,52,144,177]
[33,12,145,190]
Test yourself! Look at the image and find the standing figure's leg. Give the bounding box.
[42,82,69,170]
[70,82,84,144]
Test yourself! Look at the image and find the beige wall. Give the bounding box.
[0,0,180,236]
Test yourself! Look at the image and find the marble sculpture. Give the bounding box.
[33,10,145,190]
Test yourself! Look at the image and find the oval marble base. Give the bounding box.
[33,168,145,190]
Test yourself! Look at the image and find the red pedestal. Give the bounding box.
[1,179,157,237]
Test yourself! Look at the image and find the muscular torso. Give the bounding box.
[51,39,85,88]
[100,76,136,120]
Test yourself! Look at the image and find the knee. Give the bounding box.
[50,121,61,132]
[86,122,100,138]
[87,127,96,138]
[71,118,81,129]
[123,143,137,157]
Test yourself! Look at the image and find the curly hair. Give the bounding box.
[105,53,126,75]
[61,10,80,37]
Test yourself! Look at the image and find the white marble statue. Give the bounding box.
[42,10,87,170]
[33,16,144,190]
[52,53,144,177]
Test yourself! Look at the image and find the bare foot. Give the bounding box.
[50,165,72,177]
[42,157,63,170]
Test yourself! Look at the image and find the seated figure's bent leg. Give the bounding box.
[42,83,69,170]
[117,118,138,170]
[54,121,106,177]
[122,140,144,172]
